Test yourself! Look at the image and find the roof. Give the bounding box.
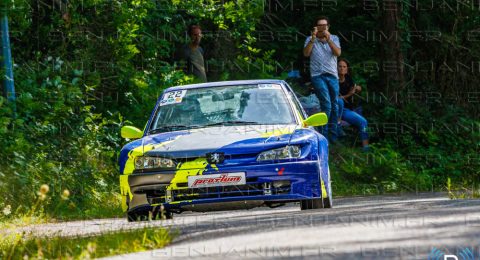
[165,79,286,92]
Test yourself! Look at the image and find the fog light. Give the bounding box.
[273,180,290,188]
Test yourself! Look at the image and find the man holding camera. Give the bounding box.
[303,16,341,142]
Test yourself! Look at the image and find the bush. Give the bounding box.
[0,57,124,220]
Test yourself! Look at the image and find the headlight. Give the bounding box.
[257,145,301,161]
[134,156,176,170]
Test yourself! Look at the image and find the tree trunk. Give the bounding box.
[380,5,405,104]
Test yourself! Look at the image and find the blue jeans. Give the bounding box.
[311,74,339,141]
[337,97,344,121]
[336,97,368,141]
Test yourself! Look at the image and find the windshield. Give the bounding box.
[149,84,296,133]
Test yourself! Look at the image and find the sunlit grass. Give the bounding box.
[447,178,480,199]
[0,227,177,259]
[0,185,124,229]
[0,184,177,259]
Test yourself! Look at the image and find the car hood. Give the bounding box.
[142,124,299,158]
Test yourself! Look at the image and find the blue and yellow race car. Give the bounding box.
[119,80,332,221]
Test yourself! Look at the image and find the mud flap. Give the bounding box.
[129,193,149,211]
[119,175,133,212]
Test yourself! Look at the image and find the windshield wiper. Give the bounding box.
[149,125,200,134]
[201,121,263,127]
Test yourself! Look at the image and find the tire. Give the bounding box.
[322,194,332,208]
[300,198,323,210]
[163,210,174,220]
[127,210,150,222]
[128,207,173,221]
[322,167,333,208]
[151,206,174,220]
[300,161,332,211]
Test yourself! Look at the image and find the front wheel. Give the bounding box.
[163,210,174,219]
[127,211,173,222]
[322,167,333,208]
[152,206,174,220]
[300,166,333,210]
[127,210,150,222]
[322,194,332,208]
[300,198,324,210]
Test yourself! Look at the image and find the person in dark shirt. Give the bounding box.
[181,24,207,82]
[337,58,369,151]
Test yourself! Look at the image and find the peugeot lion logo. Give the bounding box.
[207,152,224,164]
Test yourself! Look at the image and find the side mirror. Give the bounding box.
[303,112,328,127]
[121,126,143,139]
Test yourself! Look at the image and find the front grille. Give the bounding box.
[144,187,167,205]
[171,182,291,201]
[149,197,166,205]
[229,153,258,159]
[142,181,291,204]
[176,182,188,188]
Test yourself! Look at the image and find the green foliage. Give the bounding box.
[0,56,125,220]
[1,0,479,222]
[331,143,432,195]
[332,98,479,195]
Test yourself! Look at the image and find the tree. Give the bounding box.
[380,2,406,102]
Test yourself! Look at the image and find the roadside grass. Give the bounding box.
[0,226,177,260]
[330,142,436,196]
[331,143,479,200]
[447,178,480,199]
[448,189,480,199]
[48,191,124,221]
[0,185,177,260]
[0,189,124,229]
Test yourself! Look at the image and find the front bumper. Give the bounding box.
[121,160,322,212]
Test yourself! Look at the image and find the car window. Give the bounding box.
[150,84,296,133]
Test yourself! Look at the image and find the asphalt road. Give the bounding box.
[11,193,480,259]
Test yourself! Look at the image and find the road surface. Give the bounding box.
[10,193,480,259]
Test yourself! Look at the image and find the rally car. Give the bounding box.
[119,80,332,221]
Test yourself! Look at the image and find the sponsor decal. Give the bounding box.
[258,83,282,90]
[188,173,246,188]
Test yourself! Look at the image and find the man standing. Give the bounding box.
[303,16,341,142]
[182,24,207,83]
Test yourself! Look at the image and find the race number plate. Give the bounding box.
[160,90,187,106]
[188,172,246,188]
